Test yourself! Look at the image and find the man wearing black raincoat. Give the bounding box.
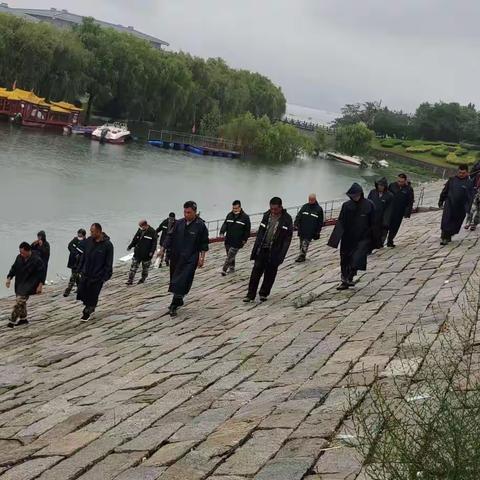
[77,223,114,321]
[166,201,209,316]
[328,183,374,290]
[31,230,50,283]
[63,228,87,297]
[244,197,293,302]
[387,174,414,247]
[155,212,176,267]
[438,164,474,245]
[126,219,158,285]
[368,178,393,249]
[294,193,324,262]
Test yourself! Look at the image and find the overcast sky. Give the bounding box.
[7,0,480,114]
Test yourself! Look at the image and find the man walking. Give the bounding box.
[244,197,293,302]
[387,174,414,247]
[328,183,374,290]
[465,164,480,231]
[155,212,176,267]
[166,201,209,316]
[126,219,157,285]
[219,200,251,275]
[77,223,114,321]
[5,242,44,327]
[63,228,87,297]
[368,178,394,249]
[439,164,474,245]
[31,230,50,283]
[294,193,324,262]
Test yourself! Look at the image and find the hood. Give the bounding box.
[37,230,47,241]
[375,177,388,191]
[346,183,364,200]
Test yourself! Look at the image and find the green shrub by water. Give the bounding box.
[431,146,449,157]
[406,145,433,153]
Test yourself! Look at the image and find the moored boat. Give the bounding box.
[326,151,363,167]
[91,123,131,144]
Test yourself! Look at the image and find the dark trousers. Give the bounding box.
[77,278,104,311]
[387,217,403,244]
[340,251,357,283]
[247,248,279,299]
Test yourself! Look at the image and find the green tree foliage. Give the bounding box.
[335,122,374,156]
[220,112,313,161]
[0,13,286,126]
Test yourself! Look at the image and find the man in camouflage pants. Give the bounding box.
[126,219,158,285]
[6,242,45,328]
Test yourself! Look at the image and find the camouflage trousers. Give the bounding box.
[128,257,151,282]
[11,295,29,322]
[298,238,311,259]
[65,271,81,294]
[222,246,239,273]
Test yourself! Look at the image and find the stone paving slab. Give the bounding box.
[0,194,477,479]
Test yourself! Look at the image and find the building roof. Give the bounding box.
[0,4,169,47]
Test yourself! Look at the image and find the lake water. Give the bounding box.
[0,122,433,298]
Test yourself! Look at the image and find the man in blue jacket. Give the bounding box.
[77,223,114,321]
[6,242,45,328]
[244,197,293,302]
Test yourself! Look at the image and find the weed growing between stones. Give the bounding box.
[347,274,480,479]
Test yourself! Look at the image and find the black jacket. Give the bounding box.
[251,209,293,266]
[31,238,50,283]
[166,217,209,262]
[67,237,86,270]
[328,183,375,252]
[220,210,251,249]
[439,175,474,235]
[7,253,45,296]
[79,233,114,283]
[368,178,394,228]
[156,218,176,246]
[128,226,158,261]
[389,181,415,219]
[294,202,324,240]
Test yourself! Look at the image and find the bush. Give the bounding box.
[401,140,414,147]
[455,147,469,156]
[380,140,395,148]
[431,146,449,157]
[446,153,476,166]
[406,145,433,153]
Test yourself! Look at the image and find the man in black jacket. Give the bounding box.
[368,178,394,249]
[244,197,293,302]
[127,219,158,285]
[63,228,87,297]
[155,212,176,268]
[294,193,324,262]
[165,201,209,316]
[220,200,251,275]
[387,174,414,247]
[328,183,374,290]
[77,223,114,321]
[31,230,50,283]
[439,164,474,245]
[6,242,44,327]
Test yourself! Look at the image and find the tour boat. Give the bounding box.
[327,152,363,167]
[91,123,131,144]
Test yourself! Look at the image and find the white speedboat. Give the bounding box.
[326,152,362,167]
[91,122,131,144]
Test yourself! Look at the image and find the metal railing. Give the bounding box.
[204,186,430,240]
[148,129,240,152]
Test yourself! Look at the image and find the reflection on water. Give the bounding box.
[0,123,432,297]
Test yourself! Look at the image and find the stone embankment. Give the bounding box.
[0,180,474,480]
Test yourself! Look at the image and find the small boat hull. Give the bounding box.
[326,152,362,167]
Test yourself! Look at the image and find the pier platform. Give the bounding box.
[0,186,476,479]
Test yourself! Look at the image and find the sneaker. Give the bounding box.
[126,280,133,286]
[16,319,29,326]
[470,225,477,231]
[295,256,305,263]
[81,310,91,322]
[168,305,178,317]
[7,322,14,329]
[336,283,349,290]
[63,289,71,297]
[259,296,268,302]
[243,296,254,303]
[221,270,227,277]
[137,278,146,284]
